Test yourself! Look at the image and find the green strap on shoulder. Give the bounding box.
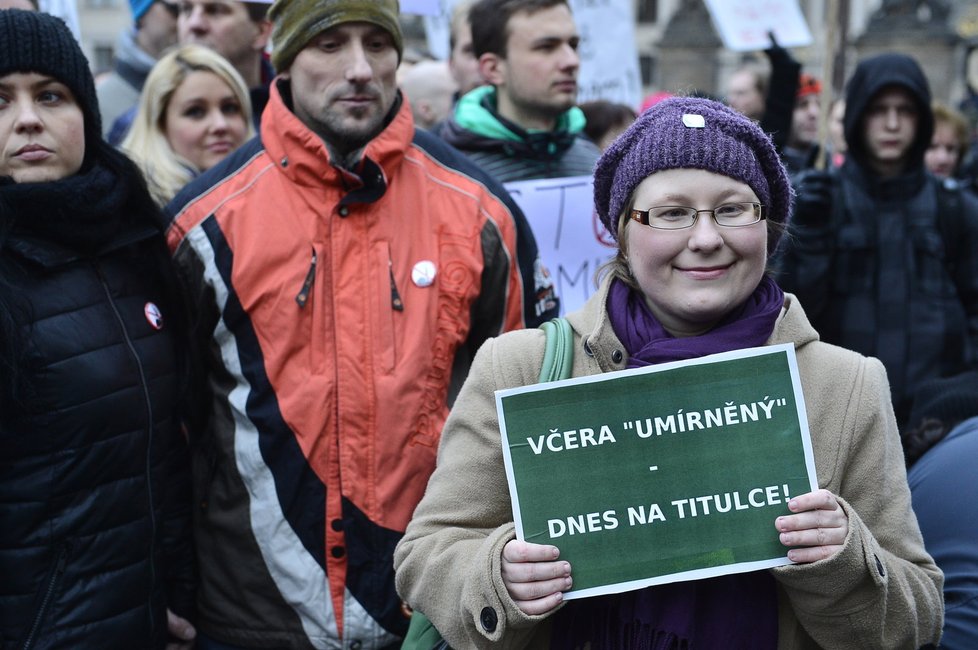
[539,317,574,383]
[400,611,447,650]
[400,318,573,650]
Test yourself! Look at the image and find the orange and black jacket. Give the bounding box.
[165,81,557,648]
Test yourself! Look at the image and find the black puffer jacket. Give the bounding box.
[0,154,195,650]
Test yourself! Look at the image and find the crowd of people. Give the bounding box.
[1,0,976,648]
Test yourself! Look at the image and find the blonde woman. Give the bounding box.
[925,101,970,179]
[122,44,253,205]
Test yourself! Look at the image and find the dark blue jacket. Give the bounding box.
[909,416,978,649]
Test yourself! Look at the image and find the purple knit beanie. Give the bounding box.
[593,96,793,252]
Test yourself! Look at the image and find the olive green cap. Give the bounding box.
[269,0,403,73]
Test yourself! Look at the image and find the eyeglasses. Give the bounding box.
[629,202,766,230]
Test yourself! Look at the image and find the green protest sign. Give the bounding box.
[495,343,818,599]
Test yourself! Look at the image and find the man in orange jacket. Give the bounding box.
[165,1,557,648]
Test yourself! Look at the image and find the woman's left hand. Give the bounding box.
[775,489,849,563]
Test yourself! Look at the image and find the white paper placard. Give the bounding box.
[704,0,813,52]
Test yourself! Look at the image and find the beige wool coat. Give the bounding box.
[394,279,944,649]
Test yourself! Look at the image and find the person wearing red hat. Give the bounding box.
[781,73,822,176]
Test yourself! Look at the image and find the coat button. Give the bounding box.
[331,546,345,558]
[582,337,594,357]
[874,554,885,577]
[331,518,343,532]
[339,206,349,217]
[612,349,623,363]
[480,606,497,632]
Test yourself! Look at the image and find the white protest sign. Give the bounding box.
[39,0,81,40]
[401,0,441,16]
[704,0,812,52]
[504,176,616,316]
[422,0,641,108]
[572,0,642,107]
[421,0,458,61]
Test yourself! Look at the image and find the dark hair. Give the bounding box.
[469,0,568,59]
[580,100,636,146]
[243,1,270,23]
[901,418,951,467]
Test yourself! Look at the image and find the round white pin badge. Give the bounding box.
[144,302,164,330]
[411,260,437,287]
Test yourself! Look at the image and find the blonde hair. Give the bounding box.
[931,101,971,167]
[122,44,255,206]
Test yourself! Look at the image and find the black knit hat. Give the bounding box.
[906,371,978,433]
[0,10,101,139]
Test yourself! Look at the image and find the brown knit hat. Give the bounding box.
[269,0,403,73]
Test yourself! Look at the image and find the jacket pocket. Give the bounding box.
[831,224,875,294]
[911,229,957,298]
[373,241,399,375]
[20,543,68,650]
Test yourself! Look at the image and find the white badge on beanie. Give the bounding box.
[682,114,705,128]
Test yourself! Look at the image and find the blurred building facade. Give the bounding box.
[74,0,978,107]
[77,0,129,75]
[641,0,978,107]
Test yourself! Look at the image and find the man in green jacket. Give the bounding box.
[435,0,599,183]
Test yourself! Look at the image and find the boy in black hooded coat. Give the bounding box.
[777,52,978,428]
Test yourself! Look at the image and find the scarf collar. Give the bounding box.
[454,85,585,152]
[607,275,785,368]
[1,155,157,255]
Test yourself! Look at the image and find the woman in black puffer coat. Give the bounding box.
[0,11,196,649]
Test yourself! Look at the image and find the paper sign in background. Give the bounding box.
[703,0,813,52]
[504,176,614,316]
[497,345,817,598]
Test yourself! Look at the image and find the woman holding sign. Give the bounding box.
[394,96,943,648]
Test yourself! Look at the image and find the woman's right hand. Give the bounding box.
[501,539,572,615]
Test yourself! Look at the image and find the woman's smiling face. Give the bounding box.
[624,167,768,337]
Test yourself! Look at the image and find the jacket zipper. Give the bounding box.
[389,252,403,311]
[21,545,67,650]
[296,248,317,307]
[95,262,158,639]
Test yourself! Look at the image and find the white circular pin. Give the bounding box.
[144,302,164,330]
[411,260,437,287]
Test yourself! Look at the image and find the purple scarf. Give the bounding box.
[549,276,785,650]
[607,274,785,368]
